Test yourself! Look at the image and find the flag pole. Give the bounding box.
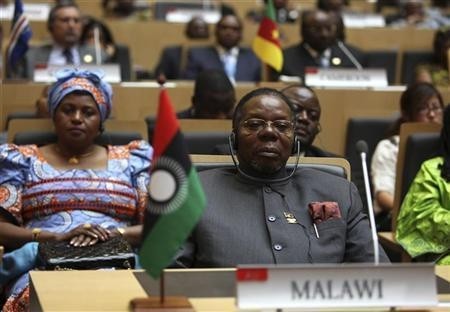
[129,75,198,311]
[160,271,165,304]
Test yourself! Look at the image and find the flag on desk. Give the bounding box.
[6,0,32,73]
[252,0,283,71]
[139,87,206,279]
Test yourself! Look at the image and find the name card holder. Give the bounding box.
[305,68,388,88]
[0,3,50,21]
[34,64,121,83]
[236,263,437,310]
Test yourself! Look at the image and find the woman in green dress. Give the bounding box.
[396,105,450,264]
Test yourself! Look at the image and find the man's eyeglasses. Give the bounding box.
[241,118,294,134]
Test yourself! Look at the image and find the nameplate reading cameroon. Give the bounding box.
[305,68,388,88]
[236,264,437,310]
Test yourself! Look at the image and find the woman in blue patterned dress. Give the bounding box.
[0,69,152,311]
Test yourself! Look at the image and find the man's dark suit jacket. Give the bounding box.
[183,46,262,82]
[279,42,366,82]
[12,44,110,80]
[154,46,183,80]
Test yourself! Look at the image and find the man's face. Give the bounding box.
[215,15,242,50]
[273,0,288,9]
[236,94,294,174]
[282,86,321,148]
[302,11,337,52]
[50,7,82,48]
[186,17,209,39]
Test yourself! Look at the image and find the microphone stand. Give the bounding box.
[359,146,380,265]
[337,41,363,70]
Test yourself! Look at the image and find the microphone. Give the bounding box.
[227,135,301,184]
[337,41,363,70]
[355,140,379,265]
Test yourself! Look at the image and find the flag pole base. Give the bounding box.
[130,296,193,311]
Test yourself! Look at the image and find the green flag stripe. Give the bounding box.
[139,168,206,278]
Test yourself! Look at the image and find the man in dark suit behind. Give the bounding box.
[281,84,337,157]
[11,2,106,79]
[154,16,210,80]
[279,9,365,82]
[183,14,261,82]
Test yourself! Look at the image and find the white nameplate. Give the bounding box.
[305,68,388,88]
[343,13,386,28]
[236,263,437,310]
[34,64,121,83]
[0,3,50,21]
[166,9,220,23]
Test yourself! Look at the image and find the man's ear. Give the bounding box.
[316,123,322,134]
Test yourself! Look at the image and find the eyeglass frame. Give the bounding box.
[240,118,295,135]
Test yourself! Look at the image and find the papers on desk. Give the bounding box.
[33,64,122,83]
[305,68,388,88]
[236,263,437,310]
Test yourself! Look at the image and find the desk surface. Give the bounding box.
[30,267,450,311]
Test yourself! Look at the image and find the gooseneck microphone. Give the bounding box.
[337,41,363,70]
[355,140,380,265]
[228,135,301,184]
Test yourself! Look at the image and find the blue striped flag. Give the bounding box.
[7,0,32,73]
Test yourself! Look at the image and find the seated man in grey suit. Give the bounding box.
[183,14,262,82]
[278,9,365,82]
[11,2,106,79]
[174,88,389,267]
[281,84,337,157]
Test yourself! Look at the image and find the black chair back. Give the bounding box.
[401,51,433,85]
[400,132,440,204]
[344,117,395,213]
[365,50,397,85]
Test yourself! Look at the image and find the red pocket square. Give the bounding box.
[308,201,341,224]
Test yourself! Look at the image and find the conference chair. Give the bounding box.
[112,44,132,81]
[191,154,351,182]
[401,51,433,85]
[7,119,148,145]
[4,112,37,131]
[146,117,232,153]
[365,50,398,85]
[344,116,395,215]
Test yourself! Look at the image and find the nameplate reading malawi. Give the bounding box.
[236,263,437,310]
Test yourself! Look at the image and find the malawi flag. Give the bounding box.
[252,0,283,71]
[6,0,32,74]
[139,88,206,279]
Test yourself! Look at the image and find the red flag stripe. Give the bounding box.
[152,88,179,159]
[7,15,28,57]
[257,17,281,47]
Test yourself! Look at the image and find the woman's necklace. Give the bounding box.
[54,145,96,165]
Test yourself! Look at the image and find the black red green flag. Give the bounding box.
[139,88,206,279]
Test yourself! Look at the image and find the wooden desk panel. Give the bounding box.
[3,83,450,155]
[29,268,450,312]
